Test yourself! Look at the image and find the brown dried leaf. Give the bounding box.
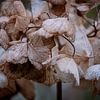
[74,52,89,73]
[5,15,30,40]
[28,34,44,47]
[5,16,19,40]
[15,15,30,32]
[42,37,55,49]
[0,29,9,49]
[28,43,50,70]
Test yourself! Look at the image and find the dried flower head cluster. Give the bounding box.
[0,0,100,89]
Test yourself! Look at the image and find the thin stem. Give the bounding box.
[61,34,75,57]
[42,12,51,19]
[57,82,62,100]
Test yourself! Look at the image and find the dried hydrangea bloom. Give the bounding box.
[0,29,9,49]
[42,38,79,85]
[85,64,100,80]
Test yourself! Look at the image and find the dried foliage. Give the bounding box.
[85,64,100,80]
[0,0,99,95]
[0,42,28,64]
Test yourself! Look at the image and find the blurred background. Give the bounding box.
[11,82,100,100]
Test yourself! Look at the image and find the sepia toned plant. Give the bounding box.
[0,0,100,99]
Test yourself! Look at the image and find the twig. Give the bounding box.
[61,34,75,57]
[57,82,62,100]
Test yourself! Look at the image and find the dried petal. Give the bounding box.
[14,0,26,17]
[28,43,50,70]
[77,4,89,12]
[54,66,75,83]
[5,15,30,40]
[31,0,49,20]
[85,64,100,80]
[1,0,27,17]
[0,29,9,49]
[0,42,28,64]
[15,16,30,32]
[42,18,75,36]
[5,16,19,40]
[56,57,80,85]
[30,28,53,38]
[68,7,94,68]
[0,16,9,23]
